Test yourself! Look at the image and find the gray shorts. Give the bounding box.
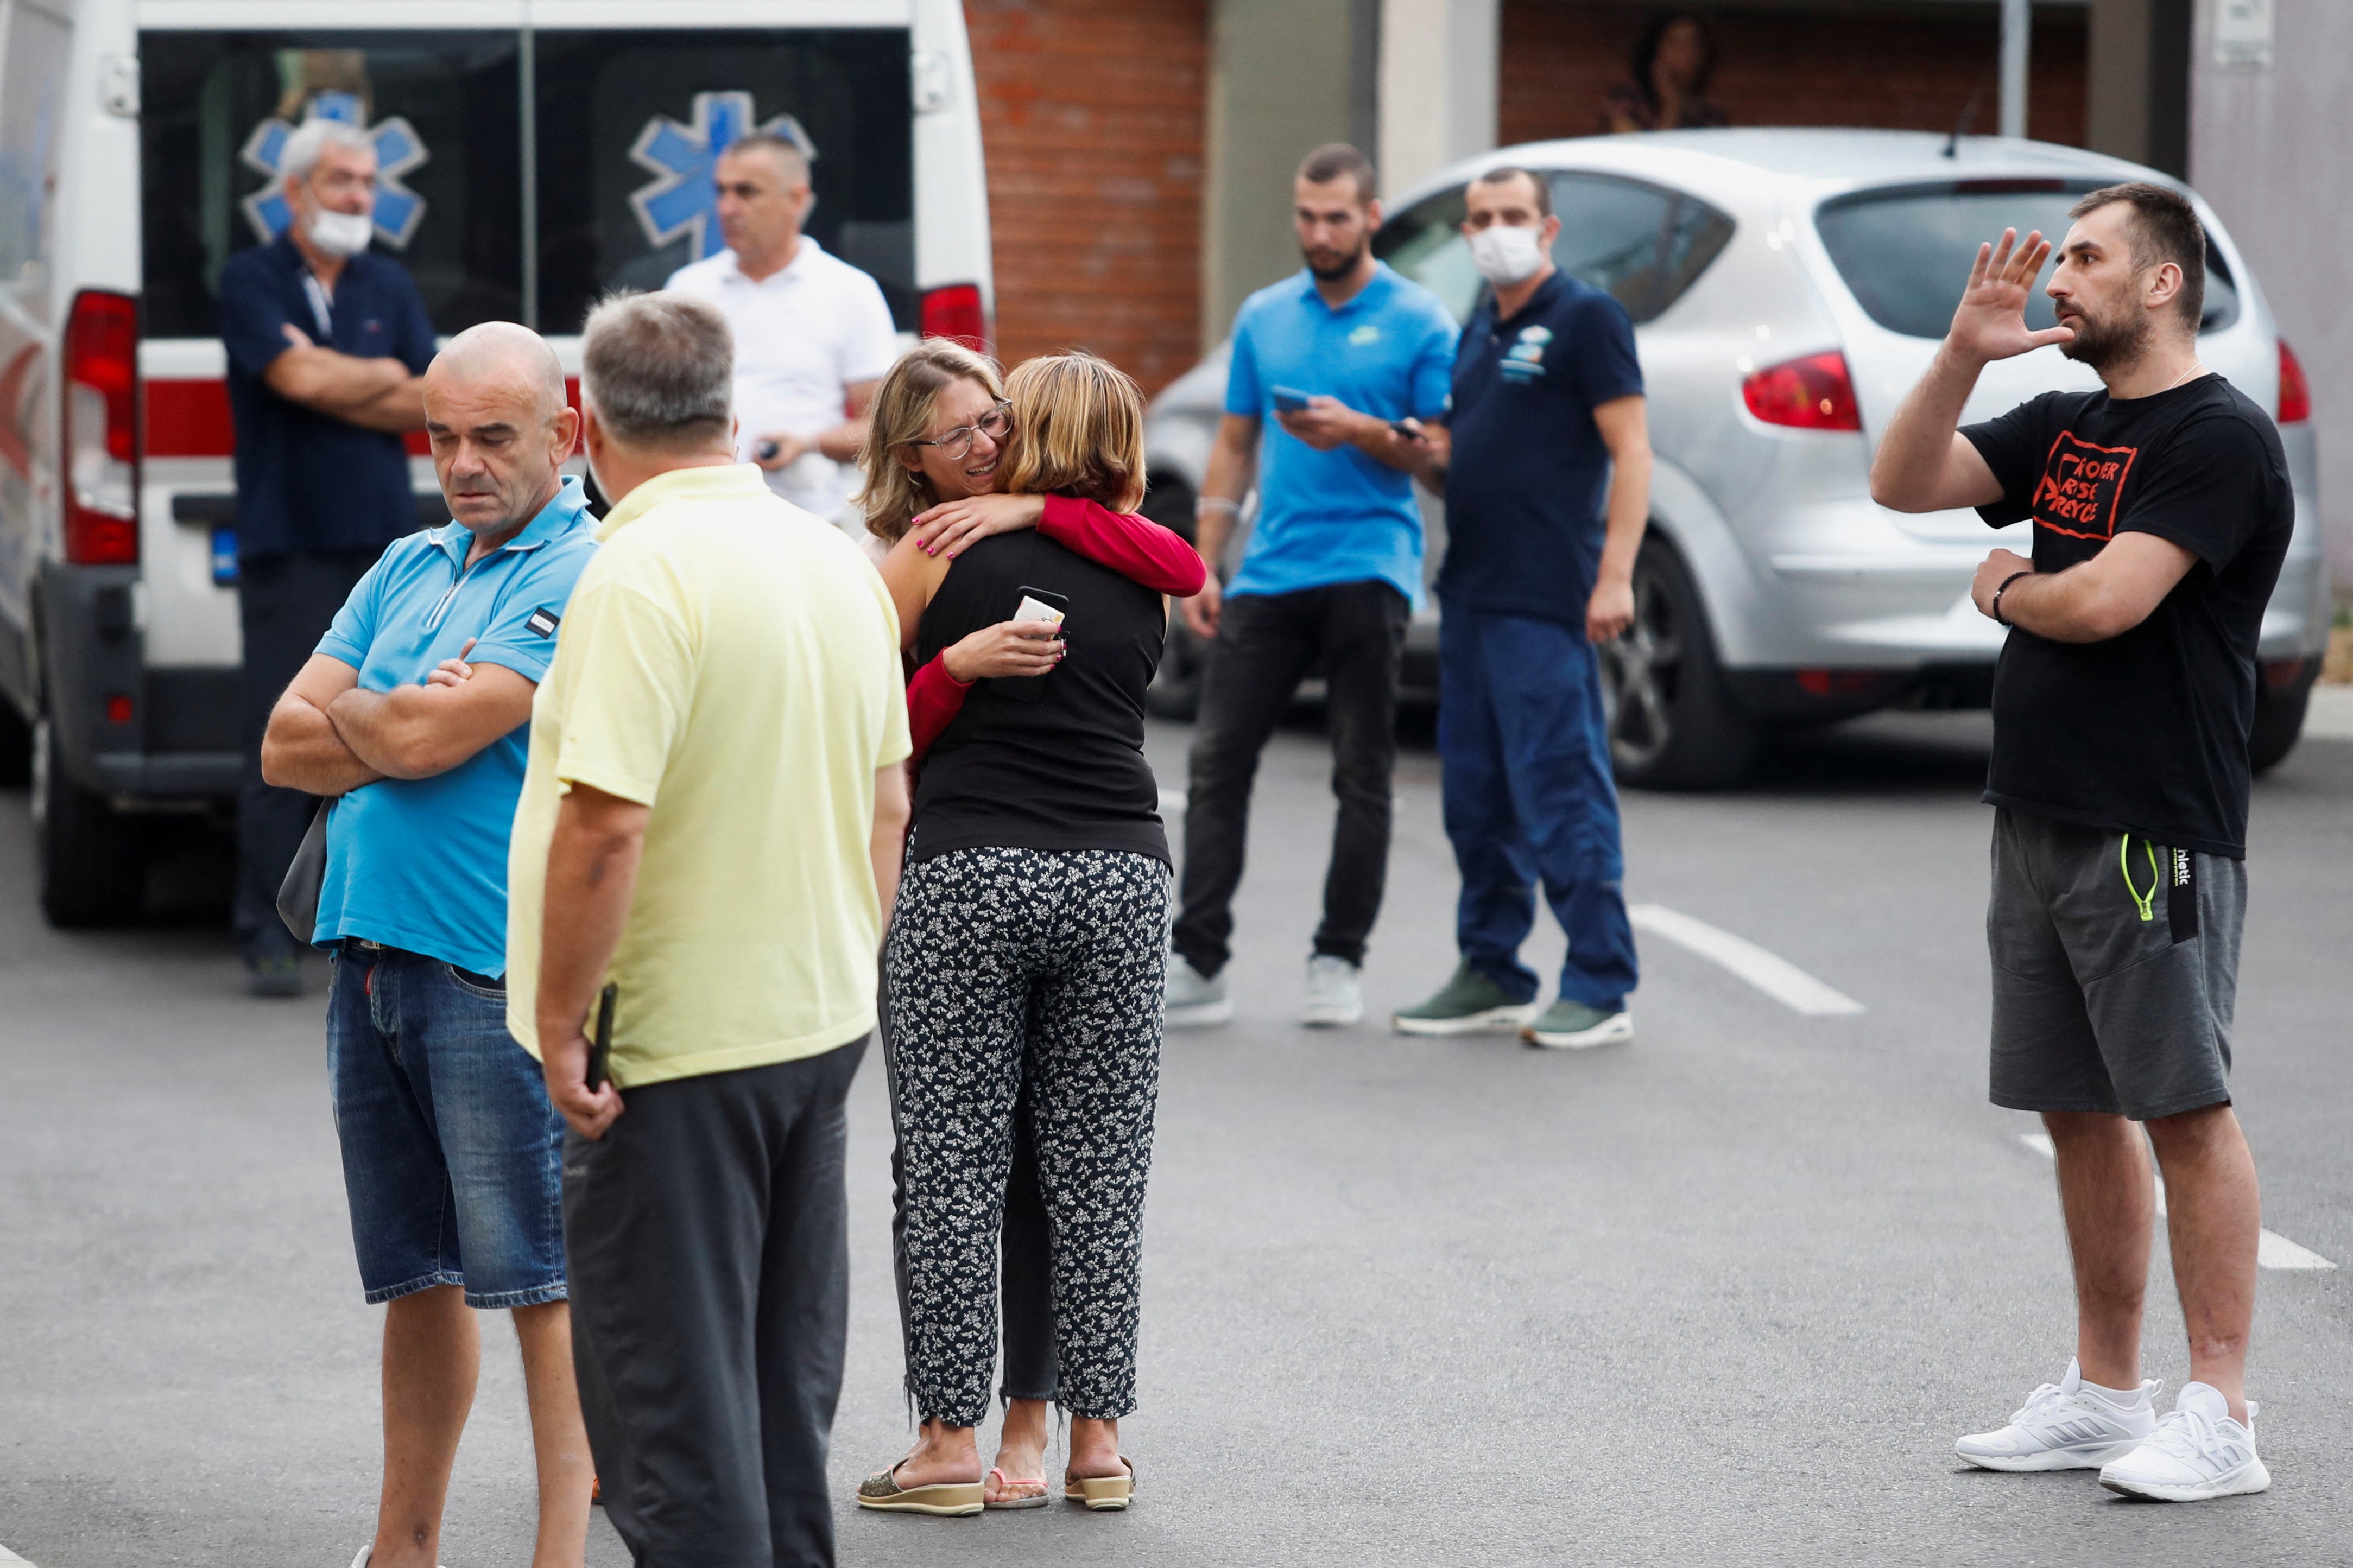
[1987,809,2244,1122]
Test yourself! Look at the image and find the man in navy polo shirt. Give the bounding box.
[1393,165,1653,1051]
[220,115,435,995]
[1168,142,1457,1031]
[261,324,598,1568]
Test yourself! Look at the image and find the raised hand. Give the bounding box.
[1946,228,2074,365]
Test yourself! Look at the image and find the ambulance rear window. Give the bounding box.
[140,30,524,339]
[532,29,915,335]
[138,27,916,340]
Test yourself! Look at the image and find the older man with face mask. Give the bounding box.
[662,130,900,528]
[219,113,437,996]
[261,322,600,1568]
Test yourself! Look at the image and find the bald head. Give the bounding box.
[428,321,568,422]
[422,321,580,547]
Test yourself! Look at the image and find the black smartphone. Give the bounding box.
[587,982,617,1092]
[755,439,781,462]
[1270,386,1311,414]
[991,585,1071,703]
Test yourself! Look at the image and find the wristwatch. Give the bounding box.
[1990,569,2033,626]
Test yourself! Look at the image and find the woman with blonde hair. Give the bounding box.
[857,340,1202,762]
[857,353,1173,1518]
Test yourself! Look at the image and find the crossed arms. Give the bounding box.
[260,644,539,795]
[263,323,426,433]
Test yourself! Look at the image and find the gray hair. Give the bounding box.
[281,117,377,186]
[580,291,733,450]
[718,130,812,189]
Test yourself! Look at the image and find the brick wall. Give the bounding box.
[965,0,1209,395]
[1500,1,2086,149]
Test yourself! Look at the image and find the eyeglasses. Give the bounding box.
[904,401,1012,461]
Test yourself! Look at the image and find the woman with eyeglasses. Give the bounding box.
[851,342,1197,1516]
[856,341,1202,766]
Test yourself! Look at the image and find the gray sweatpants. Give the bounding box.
[1987,809,2244,1122]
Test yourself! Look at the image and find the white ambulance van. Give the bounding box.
[1,0,992,924]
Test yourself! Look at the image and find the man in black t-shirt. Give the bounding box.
[1872,183,2288,1504]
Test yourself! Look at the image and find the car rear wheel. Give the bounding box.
[0,701,29,786]
[32,709,148,927]
[1600,539,1759,790]
[2248,663,2317,773]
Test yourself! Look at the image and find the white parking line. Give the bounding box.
[2,1544,35,1564]
[1628,903,1865,1015]
[2016,1132,2336,1271]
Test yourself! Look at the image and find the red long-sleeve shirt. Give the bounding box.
[904,495,1205,763]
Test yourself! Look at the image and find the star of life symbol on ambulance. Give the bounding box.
[238,91,429,249]
[628,92,818,261]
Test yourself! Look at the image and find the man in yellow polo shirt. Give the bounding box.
[505,291,909,1568]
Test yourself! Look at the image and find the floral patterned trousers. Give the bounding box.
[883,846,1168,1426]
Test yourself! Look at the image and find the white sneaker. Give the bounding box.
[1163,955,1232,1027]
[1954,1358,2158,1471]
[2099,1382,2271,1502]
[1300,955,1363,1027]
[349,1546,448,1568]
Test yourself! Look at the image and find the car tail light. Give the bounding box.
[920,283,989,351]
[1743,351,1862,432]
[2277,340,2310,424]
[64,289,141,564]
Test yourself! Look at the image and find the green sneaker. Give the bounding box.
[1522,999,1633,1051]
[1391,962,1538,1036]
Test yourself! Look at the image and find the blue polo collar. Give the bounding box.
[1288,261,1400,317]
[1485,268,1566,334]
[428,476,590,567]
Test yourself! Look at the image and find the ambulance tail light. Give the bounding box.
[64,289,141,565]
[2277,339,2310,424]
[1742,350,1862,432]
[920,283,989,351]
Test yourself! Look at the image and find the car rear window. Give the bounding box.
[138,27,914,340]
[1375,170,1733,327]
[1815,180,2241,339]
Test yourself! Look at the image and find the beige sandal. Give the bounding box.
[1062,1456,1135,1512]
[856,1461,983,1516]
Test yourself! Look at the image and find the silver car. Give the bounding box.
[1141,129,2329,787]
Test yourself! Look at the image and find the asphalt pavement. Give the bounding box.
[2,710,2349,1566]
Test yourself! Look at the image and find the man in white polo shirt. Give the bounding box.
[664,130,900,526]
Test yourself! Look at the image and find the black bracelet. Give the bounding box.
[1990,569,2034,626]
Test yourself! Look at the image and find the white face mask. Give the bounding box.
[305,206,376,259]
[1469,222,1547,286]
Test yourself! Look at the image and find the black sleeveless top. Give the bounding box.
[908,529,1169,866]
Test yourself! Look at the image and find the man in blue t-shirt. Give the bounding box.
[260,324,599,1568]
[218,115,436,995]
[1167,143,1457,1031]
[1391,166,1652,1051]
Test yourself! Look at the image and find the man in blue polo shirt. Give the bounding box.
[1168,142,1457,1030]
[220,114,435,995]
[260,323,598,1568]
[1392,165,1653,1051]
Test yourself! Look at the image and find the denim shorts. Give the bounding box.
[327,943,568,1307]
